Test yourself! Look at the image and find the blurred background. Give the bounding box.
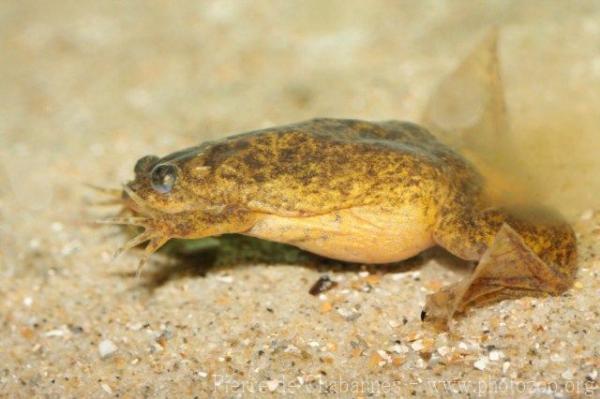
[1,1,599,396]
[2,1,599,227]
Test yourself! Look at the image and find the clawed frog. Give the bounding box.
[98,32,578,326]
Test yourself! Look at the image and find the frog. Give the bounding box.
[97,31,578,327]
[99,116,576,326]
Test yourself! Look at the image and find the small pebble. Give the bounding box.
[266,380,279,392]
[391,271,420,281]
[216,275,234,283]
[284,344,301,354]
[320,301,333,313]
[151,341,164,353]
[98,339,118,358]
[388,319,400,328]
[390,344,409,354]
[45,329,67,337]
[101,383,112,394]
[377,349,391,364]
[561,369,574,379]
[502,361,511,374]
[127,322,144,331]
[336,307,361,321]
[61,240,80,255]
[51,222,63,232]
[437,346,450,356]
[474,357,488,371]
[489,350,504,361]
[550,353,564,362]
[411,340,424,351]
[309,275,338,295]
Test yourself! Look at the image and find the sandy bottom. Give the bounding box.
[1,1,599,397]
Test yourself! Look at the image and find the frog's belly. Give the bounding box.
[245,205,435,263]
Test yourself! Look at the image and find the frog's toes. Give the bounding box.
[423,223,574,325]
[84,183,123,197]
[422,282,467,329]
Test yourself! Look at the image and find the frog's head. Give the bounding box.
[123,153,207,215]
[98,149,225,272]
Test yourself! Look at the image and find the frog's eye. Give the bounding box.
[150,163,178,194]
[134,155,160,176]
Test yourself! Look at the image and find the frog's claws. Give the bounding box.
[93,184,171,274]
[105,229,169,277]
[423,223,574,327]
[84,183,125,206]
[135,236,169,278]
[112,230,155,260]
[85,197,124,207]
[83,183,122,197]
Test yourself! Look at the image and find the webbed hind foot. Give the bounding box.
[423,223,575,328]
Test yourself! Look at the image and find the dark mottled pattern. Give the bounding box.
[180,118,478,220]
[126,118,577,285]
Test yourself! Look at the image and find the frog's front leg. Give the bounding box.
[107,205,259,271]
[426,208,577,327]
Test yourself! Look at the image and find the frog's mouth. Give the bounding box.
[95,184,170,275]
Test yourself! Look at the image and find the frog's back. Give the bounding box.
[194,118,481,216]
[224,118,443,155]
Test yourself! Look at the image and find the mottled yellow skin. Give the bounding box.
[116,118,577,325]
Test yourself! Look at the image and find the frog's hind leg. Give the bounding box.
[424,223,576,327]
